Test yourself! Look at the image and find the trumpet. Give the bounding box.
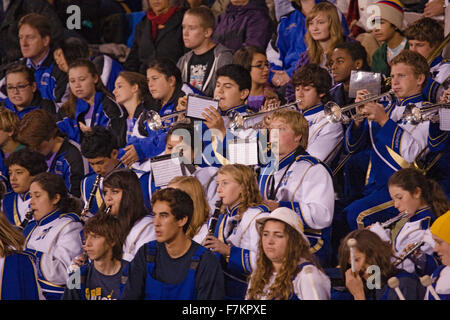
[146,110,187,131]
[229,100,301,130]
[324,90,395,124]
[401,102,450,125]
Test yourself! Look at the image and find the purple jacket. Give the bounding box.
[212,0,274,53]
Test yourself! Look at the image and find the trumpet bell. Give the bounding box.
[402,104,421,125]
[324,101,344,123]
[146,110,163,131]
[229,111,244,131]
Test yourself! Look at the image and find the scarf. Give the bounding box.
[146,6,179,40]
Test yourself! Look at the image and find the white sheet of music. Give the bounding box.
[227,140,259,165]
[151,156,183,187]
[186,95,219,120]
[440,108,450,131]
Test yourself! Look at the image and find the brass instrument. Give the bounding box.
[229,100,301,130]
[381,210,409,228]
[427,33,450,66]
[147,110,187,131]
[401,102,450,125]
[394,241,425,267]
[18,209,34,230]
[324,90,395,124]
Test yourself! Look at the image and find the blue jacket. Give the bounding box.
[57,91,127,147]
[91,54,124,93]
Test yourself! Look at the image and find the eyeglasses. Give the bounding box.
[250,62,270,70]
[6,83,31,92]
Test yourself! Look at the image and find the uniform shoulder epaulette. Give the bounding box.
[251,204,270,212]
[295,154,333,176]
[422,101,433,106]
[60,212,82,223]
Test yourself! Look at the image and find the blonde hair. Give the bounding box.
[217,164,262,220]
[0,212,25,257]
[0,108,20,139]
[271,109,309,149]
[168,176,211,239]
[305,2,344,66]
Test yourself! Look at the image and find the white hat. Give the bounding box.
[256,207,308,242]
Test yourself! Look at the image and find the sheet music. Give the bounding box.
[349,70,381,98]
[440,108,450,131]
[151,156,183,187]
[186,94,219,120]
[227,139,259,165]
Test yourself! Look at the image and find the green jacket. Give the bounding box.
[371,40,410,77]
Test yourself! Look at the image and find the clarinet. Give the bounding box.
[208,199,223,236]
[104,205,112,215]
[18,209,34,230]
[81,174,101,219]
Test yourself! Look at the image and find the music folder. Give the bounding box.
[150,154,184,187]
[186,94,219,120]
[440,108,450,131]
[226,138,259,166]
[349,70,382,98]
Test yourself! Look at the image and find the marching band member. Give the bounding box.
[203,164,270,300]
[258,108,335,267]
[0,212,43,299]
[246,207,331,300]
[126,58,202,166]
[80,126,128,216]
[23,172,84,300]
[121,188,225,300]
[369,168,449,275]
[56,59,127,147]
[17,109,88,198]
[168,176,211,244]
[426,210,450,300]
[338,229,426,300]
[2,148,47,228]
[344,50,432,230]
[291,63,343,165]
[100,169,155,262]
[63,213,127,300]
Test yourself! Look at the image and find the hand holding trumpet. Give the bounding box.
[355,89,389,127]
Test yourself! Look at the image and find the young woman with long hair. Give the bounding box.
[57,59,127,147]
[23,172,84,300]
[99,169,155,262]
[246,207,330,300]
[168,176,211,243]
[203,164,269,300]
[338,229,425,300]
[369,168,449,275]
[0,212,43,299]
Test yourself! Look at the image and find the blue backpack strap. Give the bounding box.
[145,241,158,275]
[118,261,130,299]
[189,246,207,271]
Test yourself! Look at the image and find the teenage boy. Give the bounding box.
[63,213,127,300]
[177,6,233,97]
[121,188,225,300]
[80,126,126,216]
[2,148,47,227]
[344,50,431,230]
[404,17,449,85]
[370,0,408,77]
[258,108,335,267]
[17,109,88,198]
[291,63,343,165]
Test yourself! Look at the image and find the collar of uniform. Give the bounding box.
[398,93,423,106]
[37,209,62,226]
[19,191,31,202]
[75,91,104,118]
[224,104,249,116]
[410,206,432,222]
[227,203,240,217]
[278,149,298,171]
[430,55,443,68]
[25,49,50,70]
[302,103,323,117]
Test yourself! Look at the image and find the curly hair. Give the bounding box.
[217,164,262,220]
[247,220,321,300]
